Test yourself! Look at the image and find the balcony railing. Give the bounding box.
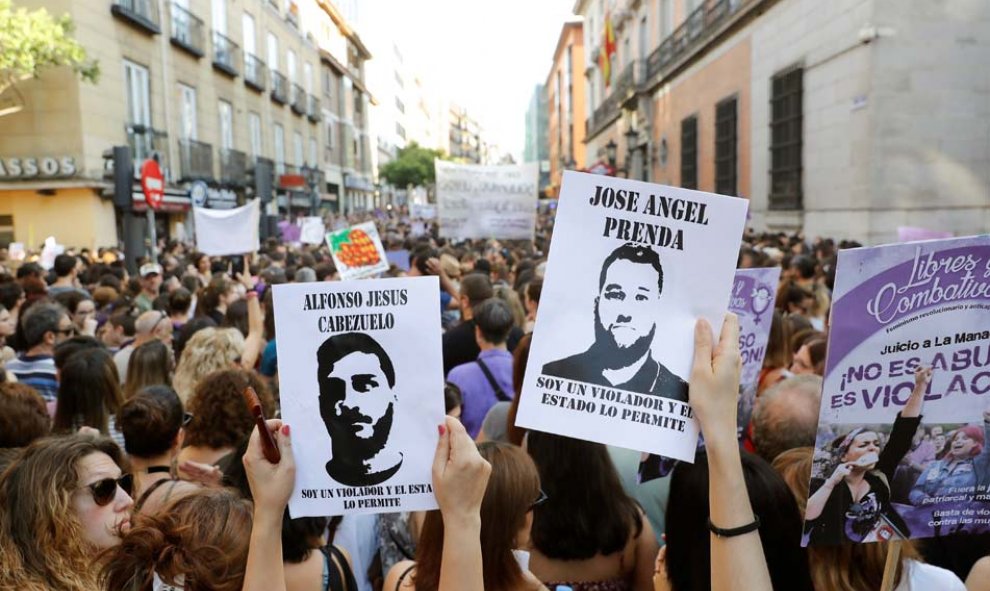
[307,95,321,122]
[111,0,160,34]
[178,138,214,181]
[586,90,623,139]
[290,84,306,115]
[646,0,746,83]
[244,54,266,91]
[270,71,288,104]
[126,124,170,178]
[219,148,248,187]
[170,2,204,57]
[212,32,240,76]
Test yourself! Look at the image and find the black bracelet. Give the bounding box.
[708,515,761,538]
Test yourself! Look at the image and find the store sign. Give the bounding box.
[0,156,77,179]
[189,180,239,209]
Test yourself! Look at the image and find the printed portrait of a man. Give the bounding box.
[541,242,688,401]
[317,332,403,486]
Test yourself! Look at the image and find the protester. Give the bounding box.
[523,278,541,333]
[6,301,73,402]
[53,290,97,337]
[525,431,658,590]
[447,298,516,438]
[171,326,245,402]
[168,287,193,329]
[48,254,88,297]
[282,514,358,591]
[52,348,126,446]
[197,275,240,325]
[789,336,827,376]
[444,381,463,419]
[117,385,189,498]
[749,374,822,463]
[0,435,134,590]
[122,339,174,399]
[0,381,50,451]
[135,263,164,313]
[99,306,137,353]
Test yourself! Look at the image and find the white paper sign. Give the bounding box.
[435,160,538,240]
[517,171,748,462]
[192,199,260,256]
[274,277,445,517]
[300,217,327,245]
[326,222,390,281]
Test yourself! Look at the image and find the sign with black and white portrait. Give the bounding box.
[517,171,748,462]
[273,277,444,517]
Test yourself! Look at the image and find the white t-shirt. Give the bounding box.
[894,559,966,591]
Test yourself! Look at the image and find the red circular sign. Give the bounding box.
[140,158,165,210]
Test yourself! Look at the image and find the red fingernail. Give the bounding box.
[438,424,446,436]
[282,424,290,436]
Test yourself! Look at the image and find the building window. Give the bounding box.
[715,96,737,196]
[293,131,303,166]
[680,115,698,190]
[0,215,13,248]
[274,124,285,173]
[218,100,233,149]
[322,68,333,98]
[324,118,335,150]
[179,84,197,140]
[769,66,803,209]
[308,137,317,165]
[396,122,406,140]
[267,32,279,71]
[395,97,405,114]
[248,112,262,158]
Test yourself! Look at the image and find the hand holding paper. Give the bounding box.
[689,314,742,443]
[432,417,491,524]
[242,419,295,511]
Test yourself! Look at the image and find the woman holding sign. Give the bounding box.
[805,367,932,545]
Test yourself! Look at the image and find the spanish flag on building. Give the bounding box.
[599,12,617,87]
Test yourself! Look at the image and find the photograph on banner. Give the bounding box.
[805,235,990,546]
[273,277,445,517]
[326,221,390,280]
[300,216,327,245]
[192,199,261,256]
[516,171,748,462]
[435,160,538,240]
[731,267,781,437]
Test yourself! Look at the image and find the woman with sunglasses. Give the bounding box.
[0,434,134,590]
[524,431,659,591]
[384,441,548,591]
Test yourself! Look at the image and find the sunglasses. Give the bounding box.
[530,488,549,509]
[182,412,194,427]
[55,327,77,336]
[82,474,134,507]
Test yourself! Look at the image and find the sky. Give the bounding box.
[360,0,577,161]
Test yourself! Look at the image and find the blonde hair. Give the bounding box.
[493,285,526,329]
[772,447,920,591]
[171,328,244,403]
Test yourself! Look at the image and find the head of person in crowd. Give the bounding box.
[184,369,273,455]
[316,332,401,486]
[16,261,44,282]
[314,261,337,282]
[99,306,137,349]
[91,285,120,311]
[0,435,133,590]
[134,309,174,348]
[197,275,238,323]
[492,284,526,329]
[752,375,824,463]
[440,253,462,283]
[118,385,186,464]
[123,339,174,400]
[54,335,104,375]
[459,273,494,320]
[52,253,81,285]
[780,283,816,317]
[525,431,644,563]
[664,450,815,591]
[167,287,192,324]
[524,279,542,325]
[791,337,827,376]
[172,316,217,361]
[474,297,514,351]
[54,290,97,335]
[139,263,163,296]
[222,298,250,337]
[191,252,211,277]
[444,381,463,420]
[171,326,243,403]
[100,488,251,591]
[98,271,124,293]
[21,301,73,355]
[0,279,25,320]
[789,255,817,285]
[413,441,542,591]
[773,447,923,590]
[53,348,124,436]
[0,382,50,448]
[0,302,16,345]
[407,243,438,277]
[294,266,317,283]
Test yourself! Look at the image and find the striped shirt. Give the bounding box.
[6,354,58,402]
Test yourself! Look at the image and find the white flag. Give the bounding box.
[192,199,260,256]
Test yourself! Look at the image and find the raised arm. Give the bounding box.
[240,290,266,370]
[690,315,772,591]
[902,366,932,418]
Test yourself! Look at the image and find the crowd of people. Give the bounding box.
[0,206,988,591]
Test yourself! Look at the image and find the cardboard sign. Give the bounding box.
[435,160,538,240]
[731,267,781,435]
[326,222,389,280]
[300,217,327,245]
[516,171,748,462]
[805,235,990,545]
[273,277,445,517]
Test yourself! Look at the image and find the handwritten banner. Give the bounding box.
[435,160,538,240]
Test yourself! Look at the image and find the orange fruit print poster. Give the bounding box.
[326,221,390,280]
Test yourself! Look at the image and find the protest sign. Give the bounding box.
[516,171,748,462]
[192,199,260,256]
[300,217,327,245]
[326,222,389,280]
[731,267,781,435]
[386,249,411,271]
[273,277,445,517]
[8,243,25,262]
[410,203,436,219]
[435,160,538,240]
[805,235,990,545]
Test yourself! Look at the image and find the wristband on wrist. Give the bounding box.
[708,515,761,538]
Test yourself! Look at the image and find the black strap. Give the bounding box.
[476,358,511,402]
[396,564,416,590]
[322,545,358,591]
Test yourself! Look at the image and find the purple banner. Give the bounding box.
[729,267,780,435]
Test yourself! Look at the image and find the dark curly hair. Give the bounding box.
[184,370,274,449]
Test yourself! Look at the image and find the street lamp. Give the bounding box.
[605,139,618,169]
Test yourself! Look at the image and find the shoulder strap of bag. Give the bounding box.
[476,358,511,402]
[325,545,358,591]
